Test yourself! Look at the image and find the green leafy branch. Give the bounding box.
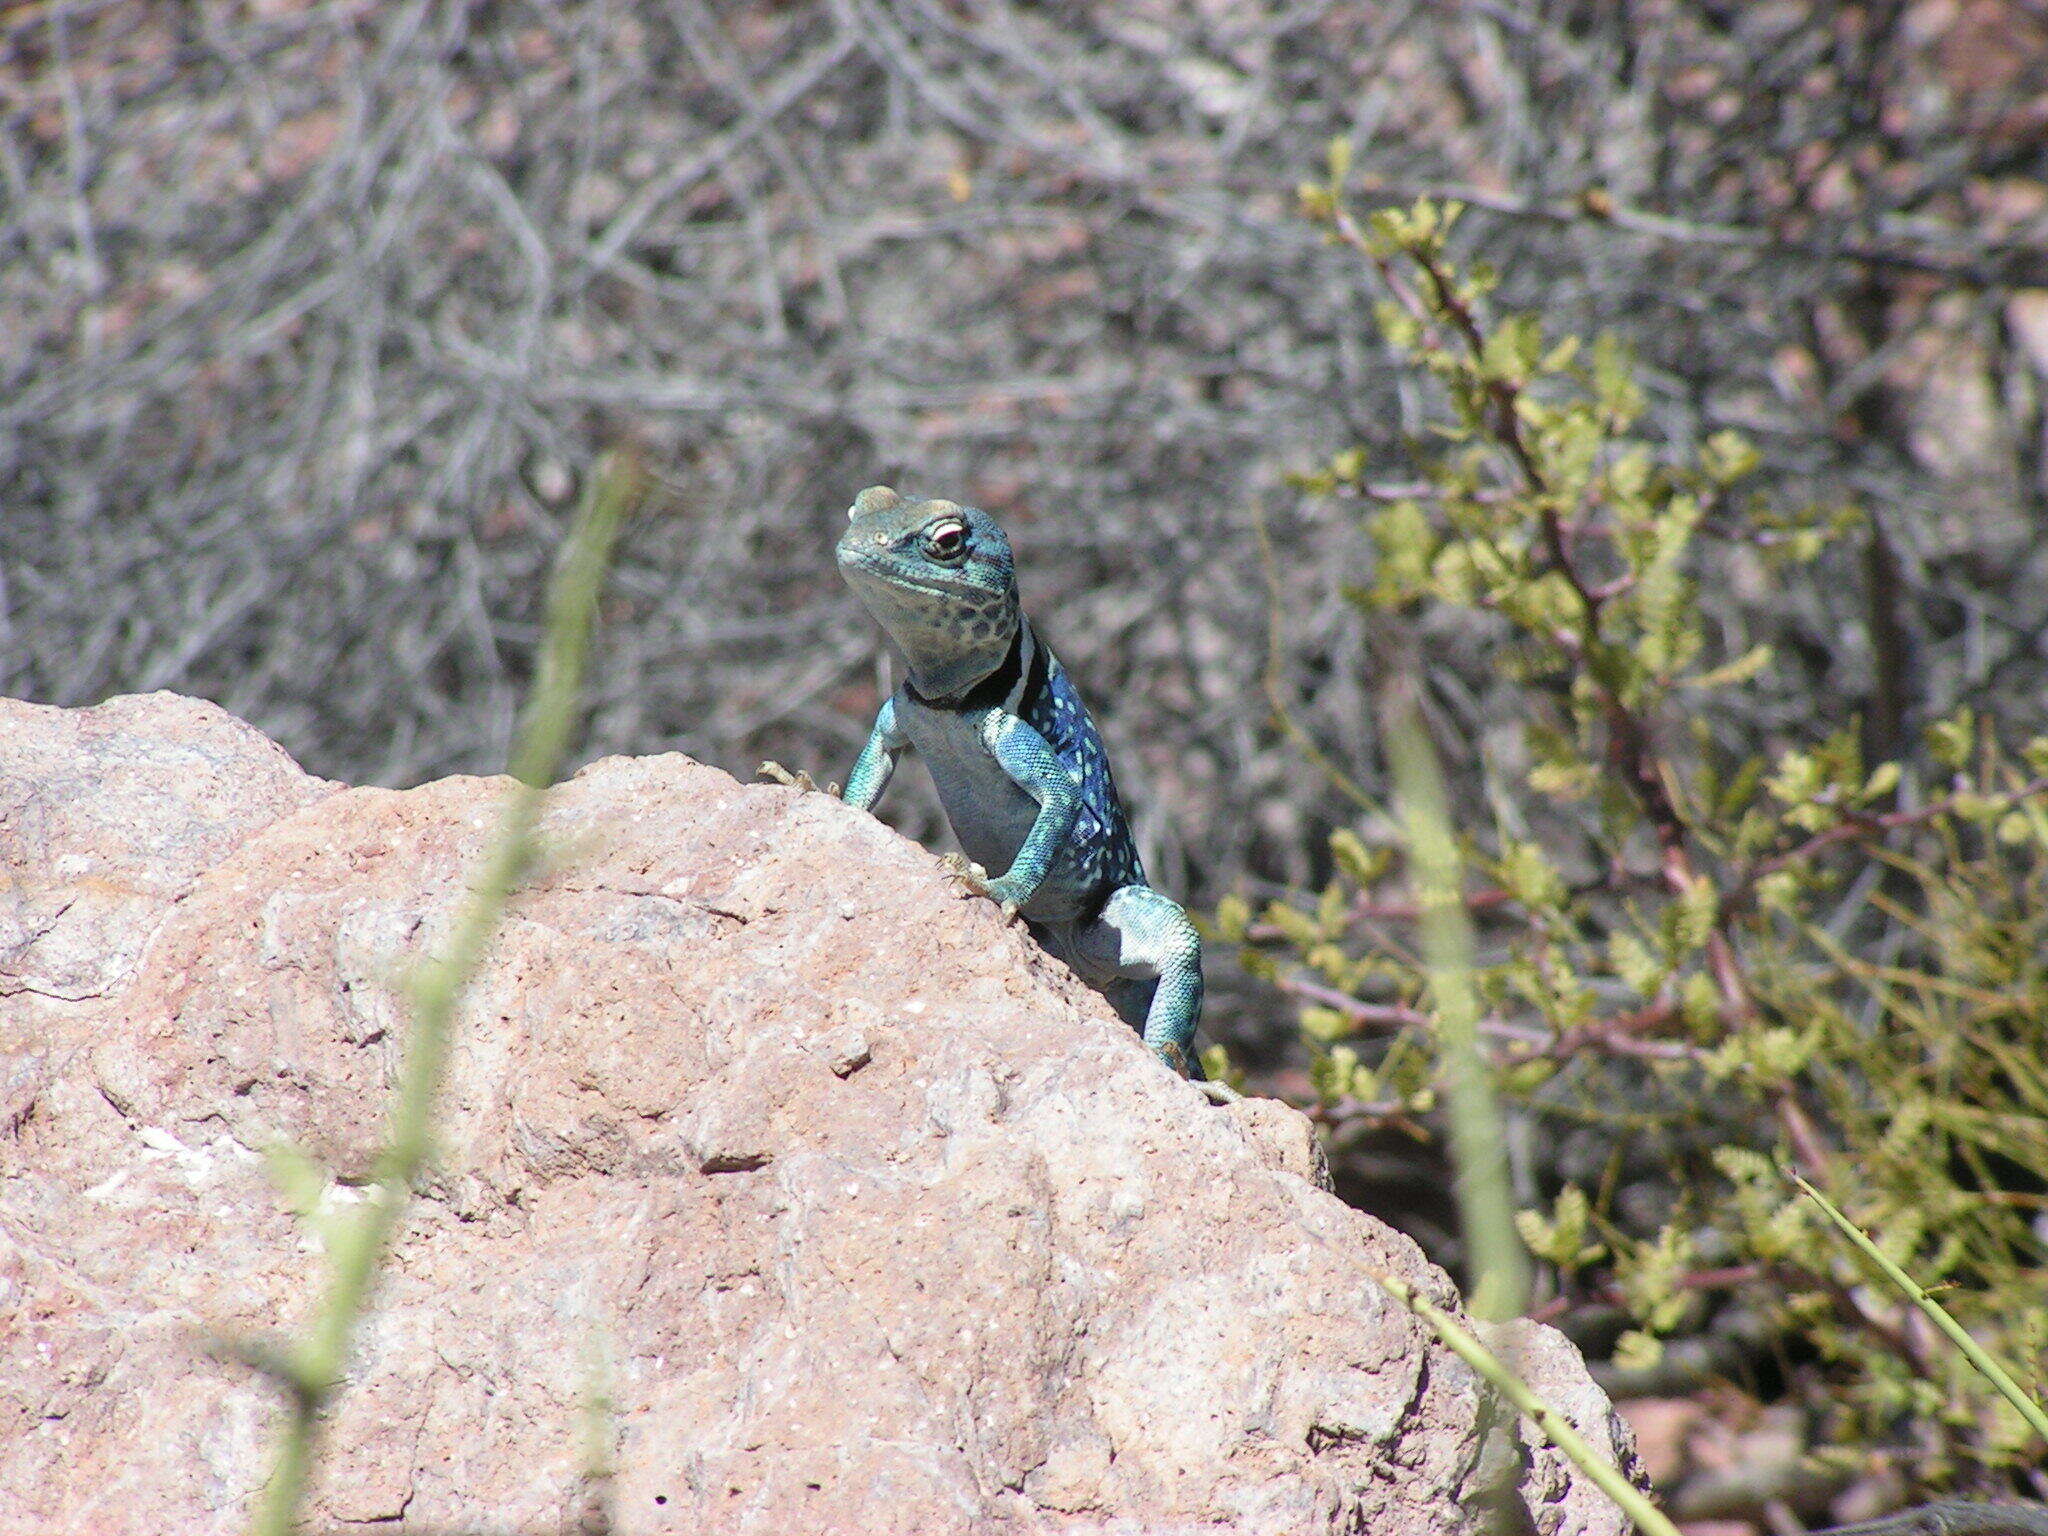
[1236,146,2048,1489]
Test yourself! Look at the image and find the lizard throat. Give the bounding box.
[849,578,1020,702]
[906,622,1042,711]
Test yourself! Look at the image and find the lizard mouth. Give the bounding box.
[836,549,993,603]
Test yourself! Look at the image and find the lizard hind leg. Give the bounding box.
[1073,885,1217,1089]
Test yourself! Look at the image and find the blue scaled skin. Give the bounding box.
[817,485,1211,1082]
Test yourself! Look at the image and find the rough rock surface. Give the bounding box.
[1479,1320,1653,1536]
[0,693,1641,1535]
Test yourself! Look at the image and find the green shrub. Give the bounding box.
[1232,156,2048,1488]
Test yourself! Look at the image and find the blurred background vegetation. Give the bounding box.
[8,1,2048,1527]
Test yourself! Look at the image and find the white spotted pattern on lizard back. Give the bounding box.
[1022,647,1145,902]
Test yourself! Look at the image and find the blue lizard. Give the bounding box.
[769,486,1219,1087]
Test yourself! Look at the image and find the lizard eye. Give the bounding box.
[924,519,969,562]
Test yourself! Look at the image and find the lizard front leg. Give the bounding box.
[840,695,906,811]
[762,696,905,807]
[949,710,1082,922]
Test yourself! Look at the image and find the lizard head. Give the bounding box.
[837,486,1021,702]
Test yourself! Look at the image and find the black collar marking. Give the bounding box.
[910,621,1044,715]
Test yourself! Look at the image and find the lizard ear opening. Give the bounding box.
[850,485,901,520]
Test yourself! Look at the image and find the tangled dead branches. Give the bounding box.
[5,0,2047,1057]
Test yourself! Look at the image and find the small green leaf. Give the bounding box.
[1264,900,1319,946]
[1860,761,1901,802]
[1716,755,1767,818]
[1608,447,1653,503]
[1766,750,1823,808]
[1689,644,1772,691]
[1515,1185,1606,1269]
[1502,1057,1558,1093]
[1591,333,1644,425]
[1540,335,1581,373]
[1927,707,1975,770]
[1308,1044,1351,1097]
[1308,942,1350,982]
[1482,314,1542,383]
[1608,929,1664,996]
[1316,880,1348,936]
[1712,1145,1773,1185]
[1309,1044,1377,1101]
[1330,827,1386,887]
[1369,499,1436,601]
[1668,874,1720,955]
[1679,971,1721,1029]
[1756,869,1802,913]
[1528,759,1599,800]
[1326,135,1352,183]
[1497,838,1564,910]
[1611,1330,1664,1372]
[1618,1223,1696,1334]
[1700,429,1761,485]
[1214,893,1252,943]
[1300,1006,1357,1043]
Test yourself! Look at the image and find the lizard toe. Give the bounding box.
[941,852,993,896]
[758,760,821,794]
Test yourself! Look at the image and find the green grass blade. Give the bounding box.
[248,451,637,1536]
[1384,692,1529,1322]
[1376,1274,1681,1536]
[1790,1170,2048,1447]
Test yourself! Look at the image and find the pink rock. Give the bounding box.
[0,693,1641,1534]
[1480,1319,1653,1536]
[0,692,336,1003]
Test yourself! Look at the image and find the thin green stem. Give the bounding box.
[1383,682,1529,1322]
[248,452,637,1536]
[1248,492,1381,813]
[1791,1170,2048,1448]
[1376,1273,1683,1536]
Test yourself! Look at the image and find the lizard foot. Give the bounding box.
[941,852,1021,924]
[758,761,839,796]
[1150,1042,1242,1102]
